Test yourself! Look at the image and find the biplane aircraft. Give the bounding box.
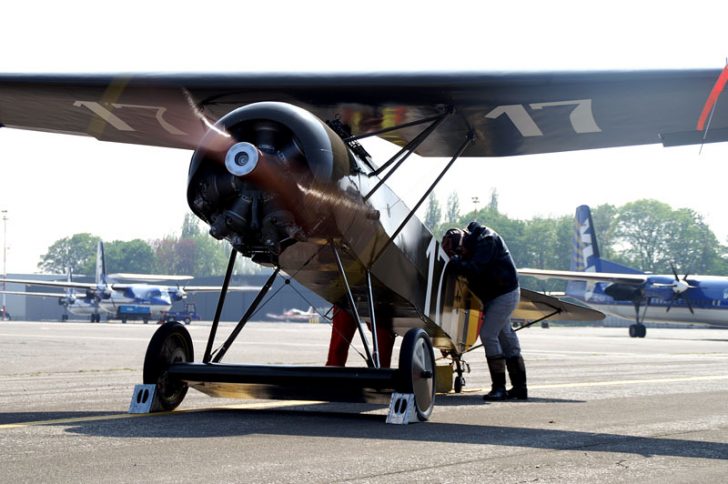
[0,68,726,420]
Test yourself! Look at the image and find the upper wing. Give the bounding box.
[0,277,96,291]
[0,289,65,298]
[1,70,726,157]
[519,268,647,285]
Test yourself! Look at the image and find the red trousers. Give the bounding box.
[326,306,395,368]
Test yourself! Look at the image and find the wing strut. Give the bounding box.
[330,241,377,368]
[372,132,474,264]
[203,248,238,363]
[208,266,281,364]
[363,110,452,199]
[366,270,381,369]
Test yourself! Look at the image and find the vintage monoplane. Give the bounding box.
[1,68,726,420]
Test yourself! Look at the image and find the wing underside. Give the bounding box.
[1,70,726,157]
[0,277,95,291]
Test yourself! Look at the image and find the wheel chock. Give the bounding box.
[128,384,161,413]
[386,392,417,424]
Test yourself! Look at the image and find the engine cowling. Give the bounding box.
[187,102,353,262]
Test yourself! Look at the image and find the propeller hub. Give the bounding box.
[673,280,690,294]
[225,142,260,176]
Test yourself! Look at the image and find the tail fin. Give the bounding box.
[571,205,602,272]
[66,267,75,296]
[571,205,642,275]
[96,241,107,285]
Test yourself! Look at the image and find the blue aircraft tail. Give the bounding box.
[567,205,642,298]
[96,241,107,285]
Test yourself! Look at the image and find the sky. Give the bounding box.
[1,1,727,273]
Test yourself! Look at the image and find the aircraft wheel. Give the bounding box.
[454,375,465,394]
[143,321,194,411]
[399,328,436,421]
[628,324,637,338]
[637,323,647,338]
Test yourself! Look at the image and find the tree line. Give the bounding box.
[40,198,728,282]
[38,214,262,277]
[426,193,728,291]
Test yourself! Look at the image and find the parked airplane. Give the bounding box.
[520,205,728,338]
[266,306,328,323]
[0,269,107,322]
[1,67,725,419]
[1,241,257,323]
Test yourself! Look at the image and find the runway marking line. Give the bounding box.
[3,374,728,429]
[454,374,728,394]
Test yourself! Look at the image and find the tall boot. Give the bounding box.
[483,356,507,401]
[505,355,528,400]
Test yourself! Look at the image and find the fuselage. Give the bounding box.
[98,285,175,319]
[574,275,728,328]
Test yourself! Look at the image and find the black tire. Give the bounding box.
[398,328,436,421]
[143,321,194,411]
[184,317,192,325]
[454,376,464,394]
[637,323,647,338]
[628,324,637,338]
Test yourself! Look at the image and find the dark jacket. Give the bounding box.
[448,222,519,303]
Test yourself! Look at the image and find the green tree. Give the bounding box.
[664,208,724,275]
[38,233,100,274]
[104,239,157,274]
[612,199,728,274]
[488,188,499,212]
[181,213,202,239]
[152,214,231,276]
[445,192,460,223]
[615,199,673,272]
[424,193,442,229]
[588,203,619,260]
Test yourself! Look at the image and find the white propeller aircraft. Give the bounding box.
[1,241,257,323]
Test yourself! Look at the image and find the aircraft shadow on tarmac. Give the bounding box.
[0,411,120,425]
[43,406,727,461]
[435,394,586,405]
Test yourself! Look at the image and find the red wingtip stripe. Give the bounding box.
[697,64,728,131]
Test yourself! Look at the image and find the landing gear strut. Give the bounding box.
[629,298,647,338]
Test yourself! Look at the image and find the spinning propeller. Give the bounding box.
[663,263,695,314]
